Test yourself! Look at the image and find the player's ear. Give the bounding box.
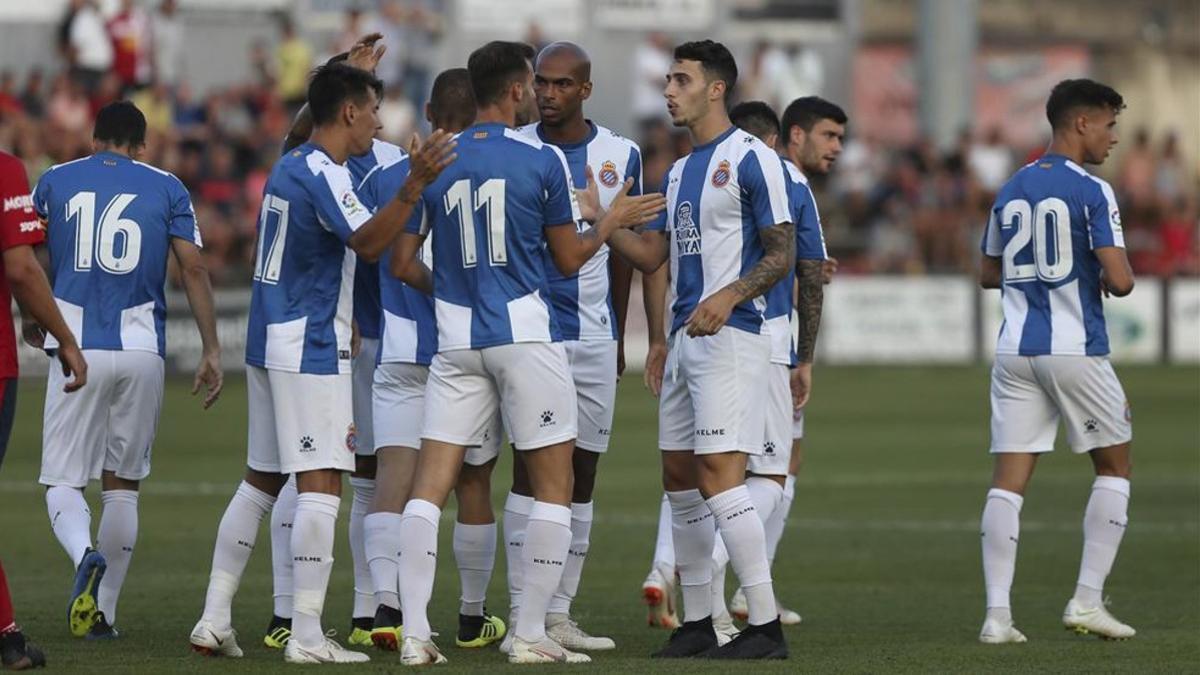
[580,81,593,101]
[424,101,433,125]
[710,79,725,103]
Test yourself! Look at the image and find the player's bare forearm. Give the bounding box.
[722,222,794,304]
[3,245,78,349]
[642,263,668,345]
[550,182,666,276]
[1095,246,1134,297]
[795,258,824,363]
[282,104,314,154]
[347,194,422,262]
[980,256,1002,289]
[172,240,220,354]
[610,252,634,342]
[609,229,668,275]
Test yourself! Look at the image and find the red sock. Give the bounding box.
[0,560,15,633]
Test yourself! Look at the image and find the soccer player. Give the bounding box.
[977,78,1136,643]
[0,147,88,669]
[188,63,455,663]
[389,40,664,665]
[723,97,843,629]
[265,34,405,650]
[605,40,793,659]
[356,66,506,652]
[32,101,221,640]
[501,40,642,652]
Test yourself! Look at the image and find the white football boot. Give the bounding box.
[508,636,591,664]
[641,564,679,629]
[979,617,1028,644]
[1063,598,1136,640]
[283,636,371,664]
[712,612,738,647]
[189,620,244,658]
[545,615,615,650]
[400,636,448,665]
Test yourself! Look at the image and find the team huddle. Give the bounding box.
[10,30,1138,669]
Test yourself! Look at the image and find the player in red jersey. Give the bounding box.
[0,150,89,670]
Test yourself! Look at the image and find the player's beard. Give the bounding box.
[515,96,537,127]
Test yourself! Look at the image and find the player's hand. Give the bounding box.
[616,338,626,379]
[576,165,604,223]
[400,130,457,201]
[193,349,223,409]
[606,178,666,229]
[644,340,667,397]
[684,288,736,337]
[791,362,813,411]
[57,342,87,393]
[821,257,838,285]
[346,33,386,73]
[21,319,46,349]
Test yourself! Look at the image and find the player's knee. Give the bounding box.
[660,454,694,492]
[353,454,377,479]
[243,467,288,496]
[571,451,599,502]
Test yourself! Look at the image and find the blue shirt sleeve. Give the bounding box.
[309,160,372,244]
[543,146,580,228]
[1086,178,1124,249]
[981,208,1002,256]
[404,193,428,236]
[31,172,50,221]
[645,173,670,232]
[167,176,201,246]
[738,149,792,230]
[792,181,826,260]
[625,146,643,197]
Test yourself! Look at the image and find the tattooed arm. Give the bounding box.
[794,258,824,364]
[684,221,795,337]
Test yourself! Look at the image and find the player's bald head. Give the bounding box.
[536,41,591,82]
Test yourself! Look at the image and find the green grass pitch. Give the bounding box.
[0,365,1196,672]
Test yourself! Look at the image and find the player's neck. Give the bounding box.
[689,109,732,148]
[1046,137,1086,165]
[309,127,351,164]
[539,115,590,145]
[475,105,515,128]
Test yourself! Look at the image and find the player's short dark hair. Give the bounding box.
[93,100,147,148]
[780,96,847,140]
[467,41,536,107]
[307,63,383,126]
[730,101,780,142]
[1045,78,1125,131]
[673,40,738,100]
[429,68,476,131]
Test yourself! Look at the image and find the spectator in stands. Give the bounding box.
[368,0,408,90]
[19,70,46,119]
[65,0,113,94]
[0,73,20,118]
[152,0,184,87]
[633,31,673,132]
[400,0,443,115]
[274,15,312,110]
[968,126,1013,197]
[107,0,153,92]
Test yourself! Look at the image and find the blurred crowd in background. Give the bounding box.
[0,0,1194,285]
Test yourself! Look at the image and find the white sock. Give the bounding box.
[46,486,92,567]
[453,521,497,617]
[745,477,784,530]
[348,477,375,619]
[764,476,795,565]
[548,501,592,617]
[364,511,403,610]
[397,499,441,642]
[514,502,571,642]
[200,481,276,628]
[981,488,1023,612]
[96,490,138,624]
[1074,476,1130,609]
[652,493,675,570]
[667,489,715,623]
[503,492,534,617]
[708,486,775,626]
[270,477,297,618]
[290,492,340,648]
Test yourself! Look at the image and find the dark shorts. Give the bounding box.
[0,378,17,472]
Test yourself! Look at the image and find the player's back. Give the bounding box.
[349,139,406,341]
[984,154,1124,356]
[32,151,199,355]
[246,142,367,374]
[415,122,578,351]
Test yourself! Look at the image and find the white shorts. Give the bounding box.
[423,342,577,451]
[989,354,1132,454]
[749,363,793,476]
[564,340,617,453]
[352,337,379,456]
[40,350,164,487]
[246,366,356,474]
[659,328,771,455]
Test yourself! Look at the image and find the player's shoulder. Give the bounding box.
[371,138,407,165]
[1058,157,1115,200]
[590,122,641,154]
[0,150,24,173]
[37,155,92,183]
[129,159,188,193]
[512,123,540,142]
[781,158,808,186]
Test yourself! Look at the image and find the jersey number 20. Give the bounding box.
[67,191,141,274]
[1000,197,1072,283]
[445,179,507,268]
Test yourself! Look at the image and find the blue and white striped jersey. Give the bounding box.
[514,121,642,341]
[764,159,827,366]
[647,126,792,337]
[405,122,581,351]
[246,142,371,374]
[981,153,1125,356]
[358,155,437,366]
[348,139,406,341]
[31,151,201,357]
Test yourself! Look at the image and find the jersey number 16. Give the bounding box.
[67,191,142,274]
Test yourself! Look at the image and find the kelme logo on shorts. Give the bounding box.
[300,435,316,453]
[539,410,556,428]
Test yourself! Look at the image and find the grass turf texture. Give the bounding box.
[0,365,1195,672]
